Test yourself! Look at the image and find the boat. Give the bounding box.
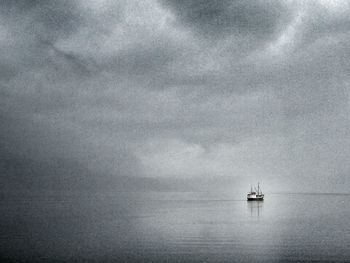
[247,182,264,201]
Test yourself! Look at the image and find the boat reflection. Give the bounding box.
[247,200,264,218]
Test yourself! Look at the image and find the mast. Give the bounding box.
[258,182,260,195]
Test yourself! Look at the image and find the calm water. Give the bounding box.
[1,191,349,262]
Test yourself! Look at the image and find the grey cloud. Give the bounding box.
[1,0,350,195]
[299,3,350,48]
[0,63,16,81]
[160,0,292,41]
[0,106,150,193]
[0,0,83,40]
[104,41,179,79]
[44,40,97,76]
[0,1,87,83]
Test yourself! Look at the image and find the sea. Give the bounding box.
[1,191,349,262]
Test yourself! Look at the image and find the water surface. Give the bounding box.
[1,191,349,262]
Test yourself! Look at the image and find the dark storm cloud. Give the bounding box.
[0,63,15,81]
[160,0,292,41]
[0,0,145,192]
[1,0,350,194]
[104,41,179,78]
[44,40,95,76]
[0,0,88,84]
[0,0,82,40]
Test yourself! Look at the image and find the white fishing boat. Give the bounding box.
[247,182,264,201]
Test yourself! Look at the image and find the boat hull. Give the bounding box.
[247,197,264,201]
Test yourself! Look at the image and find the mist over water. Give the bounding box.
[1,191,349,262]
[2,0,350,261]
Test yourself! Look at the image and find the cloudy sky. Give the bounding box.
[1,0,350,193]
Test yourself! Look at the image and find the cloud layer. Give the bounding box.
[1,0,350,192]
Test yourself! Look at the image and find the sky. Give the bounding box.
[1,0,350,193]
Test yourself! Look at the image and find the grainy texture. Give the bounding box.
[1,1,350,261]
